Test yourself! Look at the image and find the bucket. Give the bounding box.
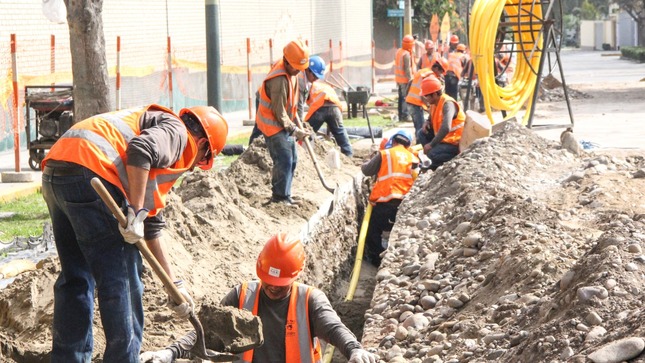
[459,110,492,152]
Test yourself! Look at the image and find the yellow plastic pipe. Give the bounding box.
[322,203,373,363]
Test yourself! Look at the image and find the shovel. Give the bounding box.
[293,120,336,195]
[90,177,237,362]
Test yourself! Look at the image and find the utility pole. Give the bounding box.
[205,0,222,111]
[404,0,412,36]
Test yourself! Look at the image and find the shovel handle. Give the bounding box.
[90,177,187,306]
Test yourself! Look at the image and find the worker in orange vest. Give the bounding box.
[394,34,416,122]
[416,75,465,170]
[445,42,466,100]
[301,55,353,156]
[41,105,228,362]
[432,57,449,84]
[417,40,439,70]
[361,130,419,266]
[256,40,312,207]
[140,233,379,363]
[448,34,460,53]
[405,67,434,134]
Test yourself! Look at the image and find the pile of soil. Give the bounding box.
[539,74,591,102]
[361,121,645,362]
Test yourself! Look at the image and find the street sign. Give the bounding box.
[387,9,404,17]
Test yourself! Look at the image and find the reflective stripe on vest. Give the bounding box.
[305,82,342,121]
[256,59,298,137]
[420,53,438,69]
[42,104,196,216]
[405,68,433,107]
[431,94,465,146]
[236,281,322,363]
[394,48,412,84]
[369,145,417,205]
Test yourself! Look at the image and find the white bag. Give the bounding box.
[42,0,67,24]
[325,148,341,170]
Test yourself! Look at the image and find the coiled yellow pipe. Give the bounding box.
[322,203,373,363]
[469,0,543,123]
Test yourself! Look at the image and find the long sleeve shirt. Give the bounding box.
[265,75,299,129]
[166,284,363,362]
[430,101,456,148]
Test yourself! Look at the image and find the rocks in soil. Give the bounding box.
[198,298,263,353]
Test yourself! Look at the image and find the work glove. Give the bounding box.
[303,121,314,132]
[292,127,311,142]
[166,280,195,320]
[348,348,379,363]
[119,206,149,244]
[140,349,174,363]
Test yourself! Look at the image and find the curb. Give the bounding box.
[0,183,41,203]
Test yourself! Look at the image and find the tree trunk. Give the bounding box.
[64,0,110,121]
[639,20,645,47]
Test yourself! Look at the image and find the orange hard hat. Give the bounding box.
[432,58,449,75]
[421,75,443,96]
[283,40,310,71]
[179,106,229,170]
[256,232,305,286]
[450,35,459,44]
[424,40,434,51]
[379,137,389,150]
[402,35,415,51]
[456,44,466,52]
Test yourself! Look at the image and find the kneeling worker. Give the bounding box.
[416,75,465,170]
[361,130,418,266]
[140,233,378,363]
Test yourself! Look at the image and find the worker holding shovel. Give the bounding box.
[140,232,378,363]
[41,105,228,362]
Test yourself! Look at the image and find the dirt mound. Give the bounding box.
[361,121,645,362]
[539,74,590,102]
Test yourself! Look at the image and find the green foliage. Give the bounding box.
[580,0,600,20]
[373,0,457,34]
[0,191,50,242]
[620,46,645,62]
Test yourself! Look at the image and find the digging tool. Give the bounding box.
[90,178,237,362]
[323,79,344,91]
[292,119,337,195]
[338,73,356,91]
[330,73,353,91]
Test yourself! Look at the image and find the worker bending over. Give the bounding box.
[302,55,353,156]
[140,233,379,363]
[416,75,465,170]
[361,130,418,266]
[256,40,312,206]
[42,105,228,362]
[405,67,434,134]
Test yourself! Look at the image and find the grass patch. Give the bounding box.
[0,191,50,242]
[342,114,397,128]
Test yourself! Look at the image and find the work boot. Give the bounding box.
[269,195,300,207]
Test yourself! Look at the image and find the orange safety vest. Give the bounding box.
[431,94,465,146]
[419,53,439,70]
[237,281,322,363]
[447,52,464,80]
[305,82,343,121]
[405,68,434,107]
[394,48,413,84]
[42,105,197,217]
[368,145,418,205]
[256,59,299,137]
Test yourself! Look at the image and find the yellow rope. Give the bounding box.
[469,0,543,124]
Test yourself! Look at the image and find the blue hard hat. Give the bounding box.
[308,55,326,79]
[385,129,412,148]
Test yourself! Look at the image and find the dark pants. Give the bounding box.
[397,83,410,120]
[416,128,460,170]
[408,104,425,135]
[307,106,353,156]
[365,200,401,266]
[445,73,459,101]
[265,130,297,199]
[42,166,143,363]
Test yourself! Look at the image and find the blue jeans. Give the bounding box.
[397,83,410,119]
[42,167,143,363]
[307,106,353,156]
[408,104,425,135]
[265,130,297,199]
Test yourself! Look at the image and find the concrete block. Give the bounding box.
[1,172,35,183]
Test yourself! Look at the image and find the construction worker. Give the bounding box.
[361,130,418,266]
[432,58,449,84]
[41,104,228,362]
[416,75,465,170]
[448,34,460,53]
[417,40,439,70]
[303,55,353,156]
[394,34,415,122]
[256,39,312,206]
[405,67,434,134]
[139,233,379,363]
[444,41,466,100]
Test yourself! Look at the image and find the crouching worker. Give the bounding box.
[140,233,378,363]
[361,130,419,266]
[416,75,464,170]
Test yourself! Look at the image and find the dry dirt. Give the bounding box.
[1,77,645,363]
